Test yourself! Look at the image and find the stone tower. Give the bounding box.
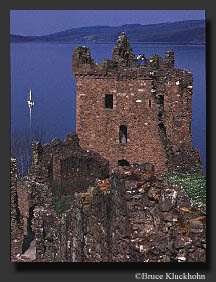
[72,32,202,173]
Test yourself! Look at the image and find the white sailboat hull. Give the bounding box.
[27,89,34,107]
[28,101,34,107]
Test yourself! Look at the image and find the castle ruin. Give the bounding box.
[72,32,202,173]
[10,33,205,262]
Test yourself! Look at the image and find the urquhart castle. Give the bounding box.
[72,32,201,173]
[11,33,205,262]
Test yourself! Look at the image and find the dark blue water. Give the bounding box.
[10,42,206,172]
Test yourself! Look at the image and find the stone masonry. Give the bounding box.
[11,33,205,263]
[72,32,202,173]
[11,159,206,262]
[10,133,110,261]
[29,132,109,192]
[10,159,24,261]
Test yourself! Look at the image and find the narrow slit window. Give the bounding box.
[105,94,113,109]
[149,99,152,107]
[119,125,127,144]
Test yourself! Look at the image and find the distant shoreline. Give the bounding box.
[10,41,205,46]
[10,20,205,46]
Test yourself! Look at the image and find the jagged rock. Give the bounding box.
[147,187,161,202]
[189,220,204,233]
[159,189,178,212]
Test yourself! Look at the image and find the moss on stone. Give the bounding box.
[55,195,75,214]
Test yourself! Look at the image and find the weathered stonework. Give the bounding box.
[10,159,24,262]
[11,33,205,263]
[72,32,202,173]
[10,133,110,261]
[29,132,109,192]
[16,163,205,262]
[11,136,205,262]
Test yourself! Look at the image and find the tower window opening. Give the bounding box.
[118,159,130,167]
[119,125,127,144]
[105,94,113,109]
[149,100,152,107]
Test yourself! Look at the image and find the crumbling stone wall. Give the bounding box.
[72,32,202,173]
[10,133,110,261]
[31,165,206,262]
[29,132,109,192]
[10,157,55,261]
[11,156,205,262]
[10,159,24,262]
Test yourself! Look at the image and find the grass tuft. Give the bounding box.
[164,173,206,207]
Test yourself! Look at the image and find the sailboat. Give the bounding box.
[27,89,34,131]
[27,89,34,107]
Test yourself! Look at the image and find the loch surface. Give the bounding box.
[10,42,206,171]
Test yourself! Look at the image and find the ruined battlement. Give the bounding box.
[72,32,202,173]
[72,32,177,77]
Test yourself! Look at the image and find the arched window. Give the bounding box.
[119,125,127,144]
[118,160,130,167]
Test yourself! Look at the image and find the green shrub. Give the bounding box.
[55,195,75,214]
[164,173,206,207]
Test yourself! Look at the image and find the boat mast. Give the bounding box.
[29,89,32,101]
[27,89,34,132]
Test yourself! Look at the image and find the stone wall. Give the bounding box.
[10,158,55,261]
[10,133,110,261]
[72,32,202,174]
[30,132,109,193]
[75,75,167,172]
[31,165,206,262]
[10,159,24,262]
